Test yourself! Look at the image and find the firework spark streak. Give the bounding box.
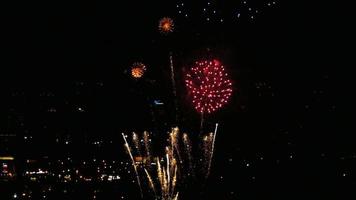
[143,131,151,165]
[170,53,179,122]
[121,133,143,198]
[202,133,212,173]
[173,192,179,200]
[206,123,218,178]
[172,165,178,195]
[170,53,177,98]
[166,153,170,195]
[144,168,157,197]
[132,132,142,156]
[157,158,163,187]
[183,133,193,175]
[200,111,205,134]
[170,127,182,163]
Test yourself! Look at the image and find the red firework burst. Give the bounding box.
[185,59,233,114]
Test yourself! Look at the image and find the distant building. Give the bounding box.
[0,156,16,181]
[0,134,17,181]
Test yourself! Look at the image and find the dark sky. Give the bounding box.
[2,0,352,131]
[1,0,353,143]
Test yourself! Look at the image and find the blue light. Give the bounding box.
[153,100,164,105]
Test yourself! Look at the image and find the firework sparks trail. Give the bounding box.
[121,133,143,199]
[157,158,164,189]
[206,123,219,178]
[169,53,179,122]
[200,112,205,134]
[143,131,151,165]
[132,132,142,156]
[183,133,193,175]
[162,167,168,199]
[166,153,170,195]
[173,192,179,200]
[172,165,178,196]
[170,158,177,197]
[165,146,173,163]
[169,53,177,97]
[144,168,157,197]
[170,127,182,163]
[202,133,211,175]
[156,150,179,200]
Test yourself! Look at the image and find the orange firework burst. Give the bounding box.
[159,17,174,34]
[131,62,146,79]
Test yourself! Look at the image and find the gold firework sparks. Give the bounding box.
[122,127,219,200]
[202,132,214,176]
[172,165,178,195]
[173,192,179,200]
[206,123,219,179]
[159,17,174,34]
[132,132,142,156]
[121,133,143,198]
[170,127,182,163]
[157,158,163,187]
[166,153,170,194]
[162,167,168,198]
[131,62,146,79]
[143,131,151,166]
[183,133,193,175]
[144,168,156,196]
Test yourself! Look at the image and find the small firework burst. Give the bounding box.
[131,62,147,79]
[159,17,174,34]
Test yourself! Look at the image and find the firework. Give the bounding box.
[202,133,213,173]
[122,127,219,200]
[185,59,233,114]
[206,123,218,178]
[144,168,156,196]
[169,53,179,122]
[173,192,179,200]
[121,133,143,198]
[182,133,193,175]
[170,127,182,162]
[143,131,151,165]
[132,132,142,156]
[166,153,170,193]
[171,164,178,196]
[157,158,163,187]
[159,17,174,34]
[131,62,146,79]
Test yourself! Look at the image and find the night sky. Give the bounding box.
[1,0,354,199]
